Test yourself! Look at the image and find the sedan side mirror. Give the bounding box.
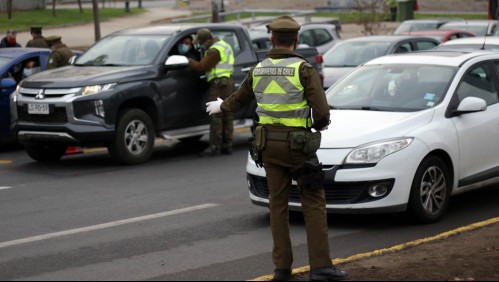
[165,55,189,70]
[453,97,487,116]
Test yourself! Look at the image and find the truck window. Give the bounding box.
[212,31,242,55]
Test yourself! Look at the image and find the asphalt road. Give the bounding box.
[0,134,498,281]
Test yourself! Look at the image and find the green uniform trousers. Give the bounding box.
[262,131,333,270]
[209,77,234,147]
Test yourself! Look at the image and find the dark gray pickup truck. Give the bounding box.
[11,24,321,165]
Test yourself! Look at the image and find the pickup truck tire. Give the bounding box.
[24,143,68,162]
[108,109,155,165]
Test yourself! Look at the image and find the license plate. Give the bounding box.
[28,104,50,115]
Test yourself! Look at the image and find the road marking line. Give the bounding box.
[0,160,13,165]
[0,203,218,250]
[250,217,499,281]
[0,187,12,191]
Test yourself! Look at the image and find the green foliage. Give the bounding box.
[0,8,143,33]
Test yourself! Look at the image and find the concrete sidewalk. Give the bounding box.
[16,7,192,50]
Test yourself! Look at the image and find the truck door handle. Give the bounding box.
[241,67,251,73]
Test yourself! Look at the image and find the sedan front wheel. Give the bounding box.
[408,155,451,224]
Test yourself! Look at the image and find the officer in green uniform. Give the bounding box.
[26,27,49,48]
[46,36,75,70]
[206,16,348,281]
[188,29,235,157]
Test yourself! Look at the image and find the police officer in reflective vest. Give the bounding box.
[189,28,235,157]
[206,16,348,281]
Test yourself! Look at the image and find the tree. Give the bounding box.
[354,0,389,35]
[7,0,12,21]
[92,0,101,42]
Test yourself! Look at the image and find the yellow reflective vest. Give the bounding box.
[206,40,234,82]
[252,57,312,128]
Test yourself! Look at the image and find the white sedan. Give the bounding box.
[247,50,499,223]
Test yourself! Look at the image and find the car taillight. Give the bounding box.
[315,54,324,64]
[315,55,324,87]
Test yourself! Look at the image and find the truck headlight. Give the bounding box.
[81,83,116,96]
[10,85,20,103]
[345,138,414,164]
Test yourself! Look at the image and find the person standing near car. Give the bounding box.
[26,27,49,49]
[205,16,348,281]
[46,36,74,70]
[188,28,235,157]
[0,30,21,48]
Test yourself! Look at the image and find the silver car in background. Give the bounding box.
[322,36,440,89]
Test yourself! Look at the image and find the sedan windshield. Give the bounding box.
[76,35,170,66]
[327,64,457,112]
[324,42,390,67]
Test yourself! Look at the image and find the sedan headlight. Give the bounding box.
[81,83,116,96]
[345,138,414,165]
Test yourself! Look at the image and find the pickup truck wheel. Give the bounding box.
[24,143,67,162]
[408,156,451,224]
[108,109,155,165]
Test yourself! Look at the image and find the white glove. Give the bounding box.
[206,98,223,115]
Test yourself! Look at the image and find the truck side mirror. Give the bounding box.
[0,78,16,96]
[165,55,189,70]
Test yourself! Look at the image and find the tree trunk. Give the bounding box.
[92,0,102,42]
[52,0,56,17]
[78,0,84,13]
[7,0,13,21]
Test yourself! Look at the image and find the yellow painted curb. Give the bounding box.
[250,217,499,281]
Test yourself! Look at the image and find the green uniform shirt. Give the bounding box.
[26,36,49,48]
[47,44,74,69]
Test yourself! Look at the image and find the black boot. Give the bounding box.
[272,269,292,281]
[309,265,348,281]
[199,145,220,157]
[221,142,233,155]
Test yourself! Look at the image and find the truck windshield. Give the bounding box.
[75,35,170,66]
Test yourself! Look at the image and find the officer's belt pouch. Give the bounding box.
[220,77,229,87]
[290,131,322,154]
[304,131,322,154]
[254,125,267,152]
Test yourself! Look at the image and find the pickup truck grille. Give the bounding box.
[19,87,81,98]
[17,106,68,123]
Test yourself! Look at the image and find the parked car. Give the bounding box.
[1,48,53,142]
[247,50,499,223]
[439,20,499,36]
[322,36,440,89]
[400,29,478,43]
[393,19,461,35]
[436,37,499,51]
[249,22,341,55]
[10,24,319,165]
